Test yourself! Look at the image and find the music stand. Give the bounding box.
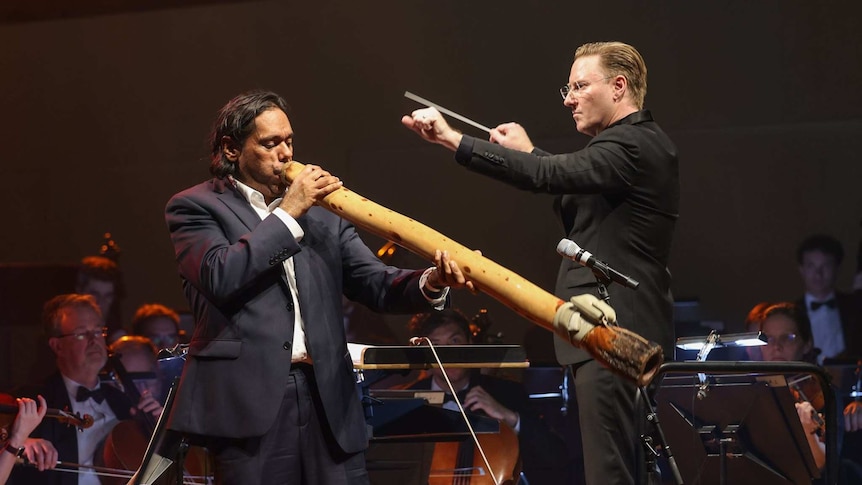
[653,362,837,485]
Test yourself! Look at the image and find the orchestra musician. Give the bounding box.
[756,302,862,483]
[405,309,569,484]
[6,294,162,485]
[402,41,678,484]
[162,90,473,485]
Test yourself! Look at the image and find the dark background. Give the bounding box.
[1,1,861,385]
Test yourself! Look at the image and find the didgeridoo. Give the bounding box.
[283,161,663,386]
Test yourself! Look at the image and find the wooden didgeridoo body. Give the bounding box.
[283,162,663,386]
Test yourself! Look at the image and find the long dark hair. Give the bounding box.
[209,91,290,178]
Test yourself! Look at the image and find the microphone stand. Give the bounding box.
[587,261,684,485]
[589,267,614,312]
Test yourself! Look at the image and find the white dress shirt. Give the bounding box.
[805,292,845,363]
[231,179,448,364]
[232,178,311,363]
[61,375,119,485]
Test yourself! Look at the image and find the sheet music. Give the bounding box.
[347,342,370,366]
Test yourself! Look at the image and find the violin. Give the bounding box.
[0,393,93,432]
[788,374,826,438]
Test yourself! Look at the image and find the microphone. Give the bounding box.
[556,238,640,289]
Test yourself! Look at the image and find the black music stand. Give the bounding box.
[653,362,837,485]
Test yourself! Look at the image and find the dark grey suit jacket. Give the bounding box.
[456,110,679,363]
[164,177,438,454]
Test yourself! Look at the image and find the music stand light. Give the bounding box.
[675,331,767,352]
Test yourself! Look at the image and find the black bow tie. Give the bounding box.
[443,389,469,404]
[75,386,105,404]
[810,299,836,311]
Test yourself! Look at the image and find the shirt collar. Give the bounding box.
[607,109,653,130]
[229,176,283,213]
[61,374,101,398]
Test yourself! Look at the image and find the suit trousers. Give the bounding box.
[573,359,646,485]
[206,364,369,485]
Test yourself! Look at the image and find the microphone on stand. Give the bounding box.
[556,238,640,290]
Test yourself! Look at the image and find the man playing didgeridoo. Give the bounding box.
[164,90,474,485]
[402,41,679,485]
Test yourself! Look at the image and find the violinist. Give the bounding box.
[1,396,49,484]
[7,294,161,485]
[758,303,826,469]
[404,309,569,483]
[742,301,772,361]
[757,302,862,483]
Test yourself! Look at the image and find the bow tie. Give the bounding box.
[810,299,836,311]
[75,386,105,404]
[443,389,469,404]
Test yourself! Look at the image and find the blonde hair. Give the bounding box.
[575,41,647,109]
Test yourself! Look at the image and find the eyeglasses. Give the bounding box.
[147,334,179,349]
[54,327,108,341]
[559,76,613,99]
[764,333,799,346]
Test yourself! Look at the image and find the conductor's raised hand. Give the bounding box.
[278,164,343,219]
[401,108,463,151]
[490,122,534,152]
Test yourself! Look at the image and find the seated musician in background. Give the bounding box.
[7,294,163,485]
[108,336,165,406]
[1,396,49,485]
[758,303,825,470]
[405,309,569,483]
[75,256,126,343]
[757,302,862,483]
[130,303,182,351]
[743,301,772,361]
[795,234,862,362]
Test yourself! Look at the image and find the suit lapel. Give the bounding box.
[212,178,261,232]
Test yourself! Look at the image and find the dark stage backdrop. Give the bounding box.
[1,1,860,385]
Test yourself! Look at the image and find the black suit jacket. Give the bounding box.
[456,110,679,363]
[164,178,440,454]
[798,291,862,359]
[7,373,133,485]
